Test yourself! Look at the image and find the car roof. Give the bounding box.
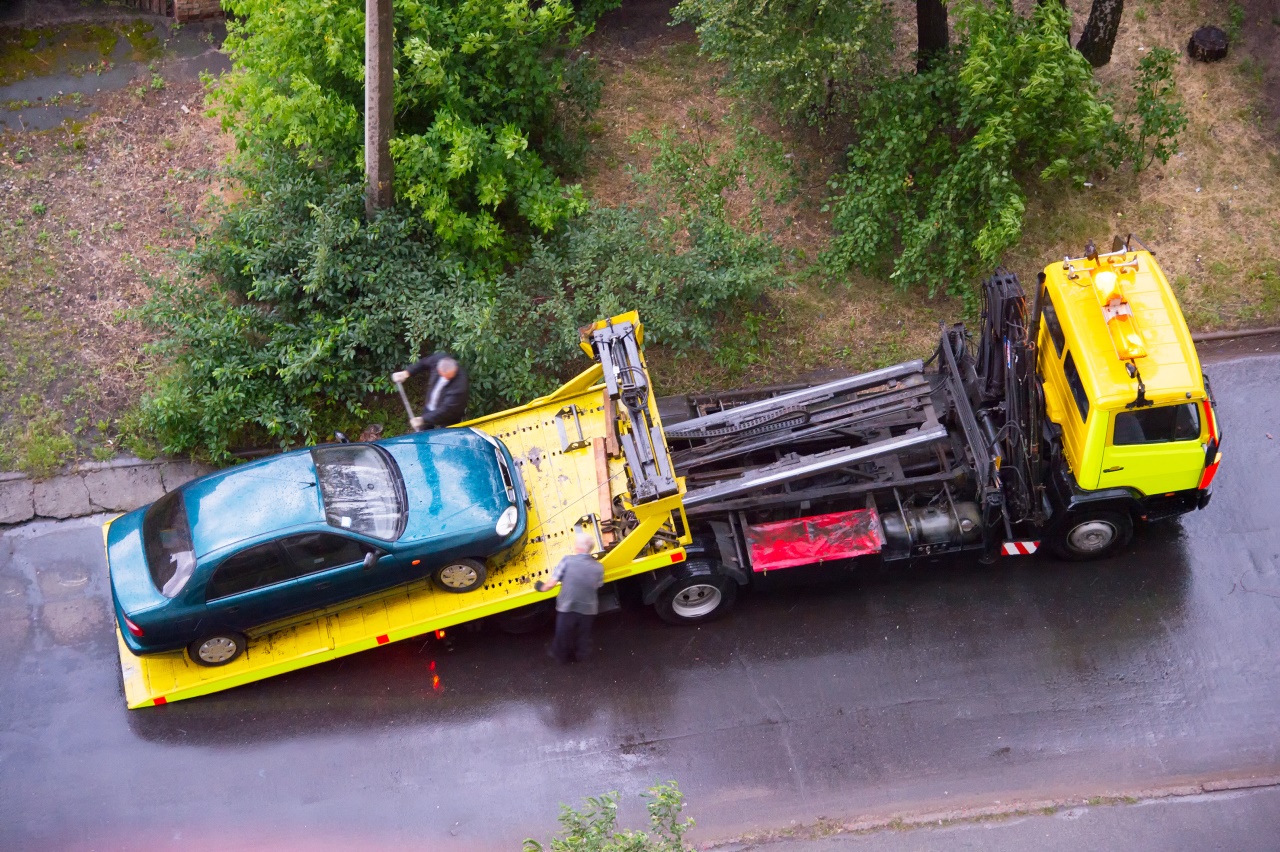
[184,451,325,558]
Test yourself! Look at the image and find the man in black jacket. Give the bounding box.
[392,352,470,429]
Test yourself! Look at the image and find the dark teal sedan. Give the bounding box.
[107,428,526,666]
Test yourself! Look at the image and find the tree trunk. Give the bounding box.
[365,0,395,217]
[916,0,948,73]
[1076,0,1125,68]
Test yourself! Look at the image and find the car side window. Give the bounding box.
[1112,403,1201,445]
[1041,290,1065,357]
[279,533,370,576]
[207,543,294,601]
[1062,351,1089,422]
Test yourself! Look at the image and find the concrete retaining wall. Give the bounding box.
[174,0,223,22]
[0,458,213,526]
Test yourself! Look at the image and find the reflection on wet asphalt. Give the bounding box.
[1,355,1278,850]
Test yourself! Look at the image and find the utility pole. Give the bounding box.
[365,0,394,217]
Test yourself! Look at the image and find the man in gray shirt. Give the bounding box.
[535,532,604,663]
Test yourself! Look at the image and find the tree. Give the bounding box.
[917,0,949,72]
[671,0,892,128]
[364,0,394,216]
[214,0,592,266]
[1076,0,1125,67]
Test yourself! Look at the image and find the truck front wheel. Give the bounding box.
[655,574,738,625]
[1050,510,1133,561]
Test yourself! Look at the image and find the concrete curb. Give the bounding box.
[1192,326,1280,342]
[0,457,214,527]
[707,774,1280,849]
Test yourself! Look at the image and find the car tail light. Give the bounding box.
[1199,451,1222,491]
[122,615,144,638]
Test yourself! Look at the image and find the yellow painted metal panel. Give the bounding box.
[112,319,690,709]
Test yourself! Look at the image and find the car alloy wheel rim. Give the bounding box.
[198,637,239,663]
[672,583,722,618]
[439,563,479,589]
[1068,520,1116,553]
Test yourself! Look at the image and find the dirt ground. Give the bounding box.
[0,1,1277,473]
[0,17,230,474]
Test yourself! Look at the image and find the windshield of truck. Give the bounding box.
[142,491,197,598]
[311,444,406,540]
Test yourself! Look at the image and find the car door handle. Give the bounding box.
[315,582,331,590]
[1103,466,1124,473]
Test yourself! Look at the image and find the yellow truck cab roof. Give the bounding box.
[1043,248,1204,409]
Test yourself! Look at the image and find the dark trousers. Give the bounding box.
[551,610,594,663]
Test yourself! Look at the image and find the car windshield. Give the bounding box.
[311,444,406,540]
[142,491,196,598]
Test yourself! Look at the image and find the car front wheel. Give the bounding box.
[433,558,487,593]
[1049,510,1133,561]
[187,631,247,667]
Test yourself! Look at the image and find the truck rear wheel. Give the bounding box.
[1050,510,1133,561]
[655,573,737,625]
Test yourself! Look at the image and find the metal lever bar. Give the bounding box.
[589,320,678,503]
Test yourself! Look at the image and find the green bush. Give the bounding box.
[825,0,1115,300]
[215,0,595,266]
[138,155,778,460]
[1118,47,1187,173]
[523,781,693,852]
[671,0,892,129]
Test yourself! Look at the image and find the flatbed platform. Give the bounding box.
[114,321,689,708]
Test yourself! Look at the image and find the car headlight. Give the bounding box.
[496,505,519,537]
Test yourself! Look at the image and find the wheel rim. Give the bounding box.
[438,563,479,589]
[197,636,239,664]
[672,583,722,619]
[1067,520,1117,554]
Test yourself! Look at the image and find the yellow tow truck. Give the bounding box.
[109,238,1221,708]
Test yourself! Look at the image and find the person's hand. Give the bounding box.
[409,416,426,431]
[534,580,546,592]
[391,370,410,384]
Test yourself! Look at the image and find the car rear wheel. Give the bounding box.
[187,631,247,667]
[433,558,487,593]
[654,573,738,625]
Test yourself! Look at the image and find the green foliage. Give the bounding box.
[523,782,693,852]
[671,0,893,128]
[1226,2,1245,43]
[627,109,797,230]
[825,0,1115,299]
[1118,48,1187,172]
[0,409,77,478]
[214,0,595,265]
[138,153,777,460]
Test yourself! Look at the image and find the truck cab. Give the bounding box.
[1036,244,1222,554]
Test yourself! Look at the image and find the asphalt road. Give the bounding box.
[2,353,1279,851]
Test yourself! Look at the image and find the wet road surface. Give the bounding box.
[2,353,1279,850]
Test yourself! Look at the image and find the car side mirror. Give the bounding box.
[363,552,378,571]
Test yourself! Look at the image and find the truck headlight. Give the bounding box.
[496,505,518,537]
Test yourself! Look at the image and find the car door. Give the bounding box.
[276,532,384,611]
[201,541,306,632]
[1098,402,1205,496]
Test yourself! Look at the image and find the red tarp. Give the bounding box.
[745,508,884,572]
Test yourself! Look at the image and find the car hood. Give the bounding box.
[381,430,513,544]
[106,508,167,615]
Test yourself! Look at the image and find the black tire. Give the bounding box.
[654,573,738,626]
[1049,510,1133,561]
[433,558,487,593]
[187,631,247,667]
